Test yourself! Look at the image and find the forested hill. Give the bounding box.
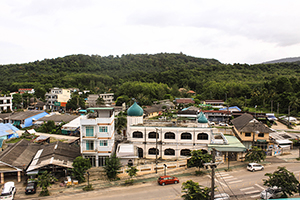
[2,52,300,115]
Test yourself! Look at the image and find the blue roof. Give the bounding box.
[0,123,19,137]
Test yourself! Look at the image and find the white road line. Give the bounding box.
[245,190,260,194]
[220,176,234,179]
[221,178,237,181]
[228,180,243,184]
[255,184,265,190]
[250,194,261,198]
[215,173,230,177]
[214,179,228,187]
[240,186,255,191]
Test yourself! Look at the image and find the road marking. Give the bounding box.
[240,186,254,191]
[245,190,260,194]
[215,173,230,177]
[221,176,234,179]
[221,178,237,181]
[214,179,228,187]
[228,180,243,184]
[255,184,265,190]
[250,194,261,198]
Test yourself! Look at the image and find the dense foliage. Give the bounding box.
[181,180,211,200]
[263,167,300,198]
[245,146,266,163]
[104,154,122,180]
[187,150,212,172]
[2,53,300,115]
[71,156,92,183]
[37,171,58,196]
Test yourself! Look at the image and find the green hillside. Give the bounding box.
[1,53,300,115]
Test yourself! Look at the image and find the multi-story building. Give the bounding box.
[45,88,71,110]
[0,95,13,113]
[80,107,115,167]
[126,102,227,160]
[86,93,114,107]
[18,88,35,94]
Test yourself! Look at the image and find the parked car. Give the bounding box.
[215,193,230,200]
[260,186,282,199]
[157,176,179,186]
[25,181,37,194]
[0,182,16,200]
[219,122,228,126]
[247,163,264,172]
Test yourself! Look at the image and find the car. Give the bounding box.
[0,182,16,200]
[25,181,37,194]
[157,175,179,186]
[247,163,264,172]
[260,186,282,199]
[214,193,230,200]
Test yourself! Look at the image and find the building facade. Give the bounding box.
[80,107,115,167]
[86,93,114,107]
[0,95,12,113]
[126,102,227,160]
[45,88,71,110]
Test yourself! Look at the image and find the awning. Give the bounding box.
[27,170,39,175]
[13,121,20,126]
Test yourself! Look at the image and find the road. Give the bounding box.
[52,162,300,200]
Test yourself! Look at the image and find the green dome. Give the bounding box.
[197,112,208,123]
[127,102,144,116]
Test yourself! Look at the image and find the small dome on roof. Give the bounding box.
[127,102,143,116]
[197,112,208,123]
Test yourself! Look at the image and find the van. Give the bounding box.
[247,163,264,172]
[0,182,16,200]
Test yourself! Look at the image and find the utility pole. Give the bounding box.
[211,148,216,200]
[271,100,273,113]
[155,128,158,173]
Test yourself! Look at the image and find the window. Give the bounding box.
[165,132,175,139]
[86,127,94,137]
[100,140,108,146]
[86,140,94,150]
[99,126,108,132]
[148,132,159,139]
[245,132,251,137]
[148,148,159,155]
[197,133,208,140]
[133,131,143,138]
[164,148,175,156]
[180,149,191,156]
[181,132,192,140]
[258,133,264,137]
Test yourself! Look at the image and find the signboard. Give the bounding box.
[54,102,61,106]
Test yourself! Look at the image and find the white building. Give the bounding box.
[0,95,13,112]
[80,107,115,167]
[87,93,114,107]
[126,102,227,160]
[45,88,71,110]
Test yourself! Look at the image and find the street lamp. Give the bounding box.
[87,171,90,187]
[163,164,167,176]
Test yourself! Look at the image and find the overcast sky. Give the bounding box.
[1,0,300,65]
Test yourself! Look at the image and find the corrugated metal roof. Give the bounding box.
[208,135,246,152]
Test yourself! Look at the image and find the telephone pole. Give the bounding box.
[211,149,216,200]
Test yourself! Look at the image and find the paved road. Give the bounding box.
[48,162,300,200]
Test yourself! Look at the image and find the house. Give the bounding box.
[144,104,165,118]
[219,106,241,112]
[0,139,40,183]
[177,106,199,119]
[26,141,80,177]
[18,88,35,94]
[203,100,225,109]
[116,143,139,166]
[208,135,246,162]
[33,113,79,126]
[125,102,228,160]
[174,98,195,105]
[45,88,71,111]
[231,113,273,149]
[86,93,114,107]
[80,107,115,167]
[0,95,12,113]
[7,110,48,128]
[202,110,231,123]
[0,123,20,148]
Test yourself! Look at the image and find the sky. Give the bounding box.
[1,0,300,65]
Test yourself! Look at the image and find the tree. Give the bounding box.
[263,167,300,198]
[37,171,57,196]
[187,150,212,172]
[96,97,105,106]
[125,165,138,185]
[181,180,211,200]
[115,116,127,134]
[104,154,122,180]
[245,146,266,163]
[72,156,92,183]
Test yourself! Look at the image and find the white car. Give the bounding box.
[0,182,16,200]
[247,163,264,172]
[260,186,282,199]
